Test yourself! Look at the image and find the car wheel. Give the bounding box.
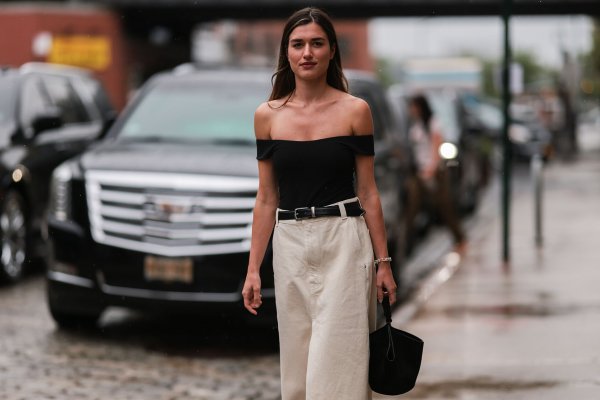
[0,191,28,283]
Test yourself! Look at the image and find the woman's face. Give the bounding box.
[287,22,335,81]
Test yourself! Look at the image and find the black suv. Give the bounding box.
[46,66,408,327]
[0,63,115,282]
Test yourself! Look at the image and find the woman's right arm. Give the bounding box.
[242,102,279,315]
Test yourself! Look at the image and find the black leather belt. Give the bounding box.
[278,201,365,221]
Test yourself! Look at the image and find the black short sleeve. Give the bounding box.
[256,139,276,160]
[255,134,375,209]
[344,134,374,155]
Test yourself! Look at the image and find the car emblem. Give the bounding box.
[143,196,195,220]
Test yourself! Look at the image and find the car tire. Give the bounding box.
[48,300,102,330]
[0,191,28,283]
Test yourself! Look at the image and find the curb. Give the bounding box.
[393,250,462,325]
[392,180,499,326]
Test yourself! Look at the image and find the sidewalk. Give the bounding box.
[379,143,600,399]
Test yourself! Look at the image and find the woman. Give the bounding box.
[404,94,466,253]
[241,7,397,400]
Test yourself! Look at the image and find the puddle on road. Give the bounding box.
[409,376,559,398]
[435,302,596,318]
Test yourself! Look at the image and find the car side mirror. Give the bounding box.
[32,107,63,136]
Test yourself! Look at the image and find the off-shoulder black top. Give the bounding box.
[256,134,375,210]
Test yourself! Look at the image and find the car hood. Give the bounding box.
[79,140,259,177]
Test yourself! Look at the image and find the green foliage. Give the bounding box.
[374,58,394,88]
[512,50,547,85]
[478,51,558,98]
[481,59,499,98]
[579,19,600,97]
[591,19,600,73]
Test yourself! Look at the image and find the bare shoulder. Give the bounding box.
[340,93,373,135]
[254,101,274,140]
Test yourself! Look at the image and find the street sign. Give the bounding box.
[48,35,111,71]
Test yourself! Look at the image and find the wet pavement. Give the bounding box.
[0,275,283,399]
[382,133,600,399]
[2,129,599,399]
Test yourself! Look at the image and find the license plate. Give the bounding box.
[144,256,193,284]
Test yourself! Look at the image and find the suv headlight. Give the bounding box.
[49,163,73,221]
[509,124,532,144]
[439,142,459,160]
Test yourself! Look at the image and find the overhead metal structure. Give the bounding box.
[77,0,600,18]
[74,0,600,34]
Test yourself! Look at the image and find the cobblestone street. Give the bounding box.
[0,276,282,400]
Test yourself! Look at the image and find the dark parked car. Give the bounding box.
[460,94,552,162]
[0,62,115,282]
[388,86,490,214]
[45,66,410,327]
[428,90,491,212]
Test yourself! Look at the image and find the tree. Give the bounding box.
[590,19,600,74]
[579,19,600,97]
[512,50,554,89]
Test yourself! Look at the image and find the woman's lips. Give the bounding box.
[300,62,317,68]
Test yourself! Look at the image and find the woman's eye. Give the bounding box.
[292,43,303,48]
[313,42,324,47]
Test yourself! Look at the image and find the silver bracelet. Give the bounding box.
[374,257,392,265]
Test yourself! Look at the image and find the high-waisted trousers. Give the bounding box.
[272,196,377,400]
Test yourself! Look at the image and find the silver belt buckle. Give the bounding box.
[294,206,315,220]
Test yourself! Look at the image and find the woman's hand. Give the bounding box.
[242,271,262,315]
[376,263,398,305]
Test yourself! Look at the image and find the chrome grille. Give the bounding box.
[85,170,258,256]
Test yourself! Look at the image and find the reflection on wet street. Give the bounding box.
[394,136,600,399]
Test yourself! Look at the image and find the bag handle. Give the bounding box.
[382,291,392,324]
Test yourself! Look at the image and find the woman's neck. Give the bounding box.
[292,77,330,106]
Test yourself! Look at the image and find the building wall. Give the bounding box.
[231,20,374,71]
[0,5,128,109]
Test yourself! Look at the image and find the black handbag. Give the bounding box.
[369,293,424,396]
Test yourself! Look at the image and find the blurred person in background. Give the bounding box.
[404,94,466,254]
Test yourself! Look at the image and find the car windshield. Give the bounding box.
[476,101,503,130]
[118,78,269,143]
[428,95,460,142]
[0,78,17,125]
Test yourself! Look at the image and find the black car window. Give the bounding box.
[428,95,460,142]
[351,87,384,141]
[117,79,269,142]
[0,77,17,125]
[370,86,395,135]
[19,77,53,128]
[43,75,90,124]
[78,76,115,120]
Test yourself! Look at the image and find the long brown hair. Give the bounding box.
[269,7,348,105]
[409,94,434,135]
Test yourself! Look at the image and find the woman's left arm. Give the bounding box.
[351,99,398,304]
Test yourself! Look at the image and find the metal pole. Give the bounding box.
[531,153,543,247]
[501,0,513,263]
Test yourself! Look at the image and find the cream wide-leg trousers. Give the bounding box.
[272,196,377,400]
